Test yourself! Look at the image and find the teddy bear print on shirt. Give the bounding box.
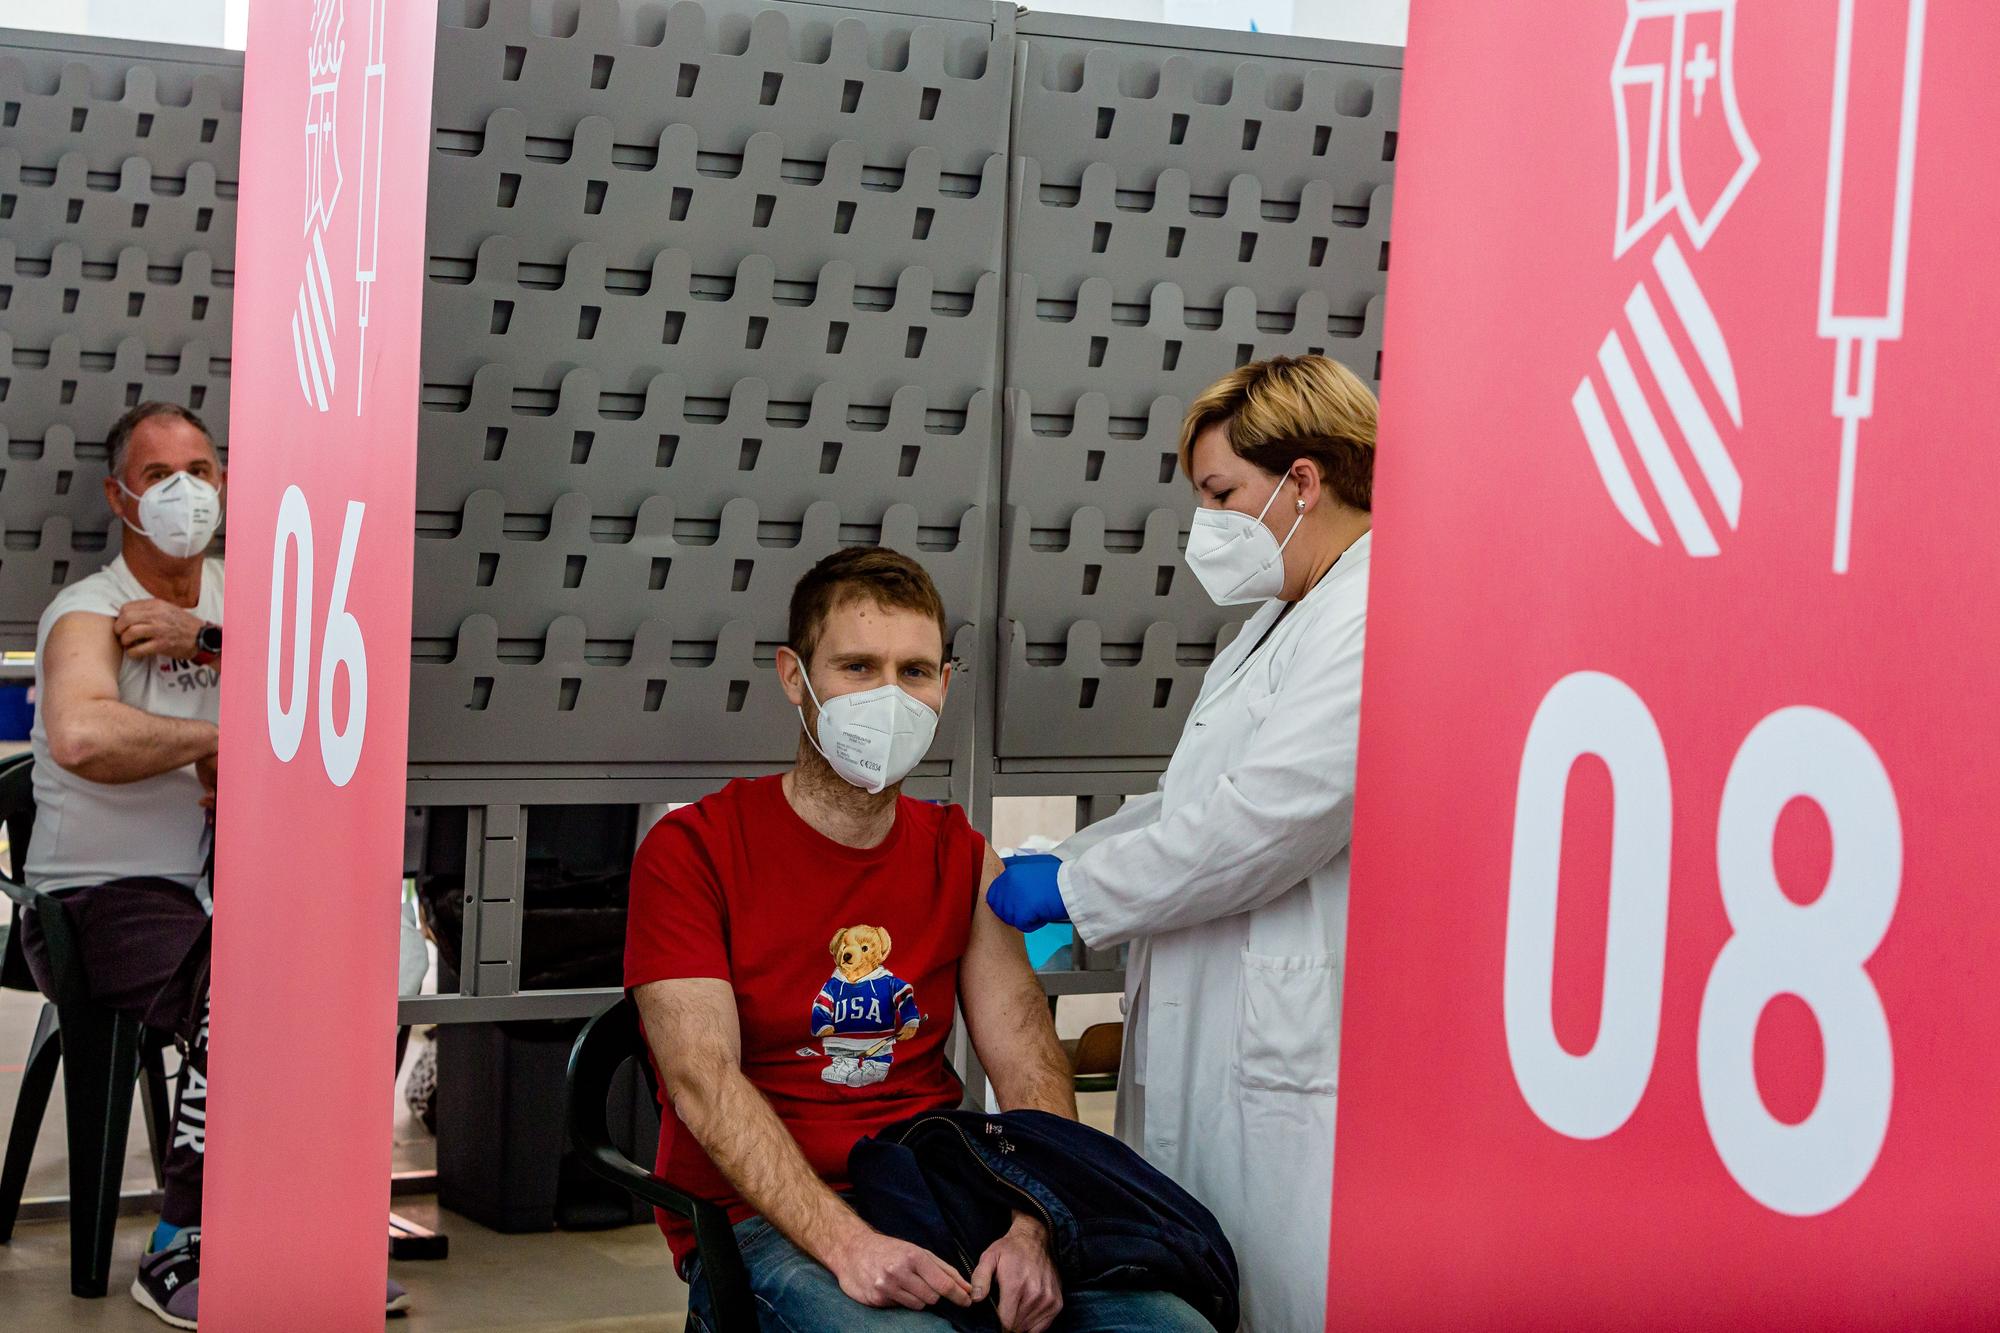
[809,925,921,1089]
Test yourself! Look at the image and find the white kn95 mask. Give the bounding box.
[797,670,939,795]
[1183,475,1305,606]
[119,472,222,560]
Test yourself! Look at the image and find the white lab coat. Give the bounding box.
[1056,530,1368,1333]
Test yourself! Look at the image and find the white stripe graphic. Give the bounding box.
[291,309,315,406]
[297,280,329,411]
[311,228,337,334]
[1597,329,1718,556]
[1624,282,1742,527]
[1572,377,1662,546]
[1651,235,1740,427]
[304,255,336,401]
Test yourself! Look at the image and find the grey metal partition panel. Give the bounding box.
[427,112,1007,293]
[430,0,1008,173]
[0,150,238,264]
[417,370,991,526]
[409,617,978,764]
[0,30,241,648]
[1,242,232,353]
[996,618,1225,760]
[1002,503,1210,644]
[415,0,1011,777]
[421,241,1002,402]
[0,40,244,176]
[995,15,1399,770]
[411,495,983,643]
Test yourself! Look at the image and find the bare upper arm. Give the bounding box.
[961,839,1043,1007]
[632,977,744,1092]
[41,612,122,722]
[961,839,1073,1111]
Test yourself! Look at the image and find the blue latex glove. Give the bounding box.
[986,853,1070,932]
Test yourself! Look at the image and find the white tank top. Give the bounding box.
[26,555,224,894]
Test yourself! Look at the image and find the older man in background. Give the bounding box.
[19,401,402,1327]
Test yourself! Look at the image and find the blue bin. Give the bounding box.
[0,683,33,742]
[1024,923,1073,970]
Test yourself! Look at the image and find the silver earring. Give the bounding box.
[1296,500,1306,512]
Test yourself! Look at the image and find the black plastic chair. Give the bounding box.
[567,995,757,1333]
[0,754,176,1298]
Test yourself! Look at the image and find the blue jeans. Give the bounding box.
[687,1217,1213,1333]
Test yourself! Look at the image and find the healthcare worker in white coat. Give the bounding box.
[988,354,1375,1331]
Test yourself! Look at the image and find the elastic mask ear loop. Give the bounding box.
[793,655,837,768]
[1260,477,1307,569]
[115,478,154,541]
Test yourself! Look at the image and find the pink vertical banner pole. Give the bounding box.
[202,0,436,1326]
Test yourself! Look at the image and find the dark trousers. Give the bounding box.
[21,877,211,1228]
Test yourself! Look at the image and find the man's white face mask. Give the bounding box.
[119,471,221,560]
[796,665,939,796]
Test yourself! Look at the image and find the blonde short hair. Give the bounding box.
[1177,355,1378,511]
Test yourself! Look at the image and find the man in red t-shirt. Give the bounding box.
[626,549,1209,1333]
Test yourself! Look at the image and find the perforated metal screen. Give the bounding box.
[0,8,1398,785]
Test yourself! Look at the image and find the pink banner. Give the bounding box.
[202,0,435,1325]
[1333,0,2000,1327]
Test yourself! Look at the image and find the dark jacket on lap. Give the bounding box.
[847,1108,1240,1333]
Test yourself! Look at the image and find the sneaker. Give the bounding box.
[131,1227,201,1329]
[132,1226,412,1326]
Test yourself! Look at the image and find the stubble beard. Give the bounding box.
[791,724,901,817]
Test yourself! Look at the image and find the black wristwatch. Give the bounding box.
[195,622,222,664]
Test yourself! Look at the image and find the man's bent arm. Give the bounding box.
[635,977,868,1264]
[634,979,974,1314]
[41,612,217,784]
[961,845,1079,1119]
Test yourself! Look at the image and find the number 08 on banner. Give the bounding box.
[1503,671,1900,1217]
[265,485,368,787]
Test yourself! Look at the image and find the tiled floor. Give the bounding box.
[0,982,695,1330]
[2,1201,692,1332]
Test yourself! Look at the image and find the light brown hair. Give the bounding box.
[788,547,949,663]
[1177,354,1377,511]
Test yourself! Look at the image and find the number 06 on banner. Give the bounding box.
[1503,671,1901,1217]
[266,484,369,787]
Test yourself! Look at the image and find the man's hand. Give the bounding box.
[114,599,202,661]
[196,749,218,812]
[970,1212,1063,1333]
[634,980,977,1320]
[825,1225,974,1313]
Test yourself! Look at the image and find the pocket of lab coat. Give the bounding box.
[1233,950,1339,1096]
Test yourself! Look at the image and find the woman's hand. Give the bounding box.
[985,855,1069,932]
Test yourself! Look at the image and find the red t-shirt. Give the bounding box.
[623,774,986,1269]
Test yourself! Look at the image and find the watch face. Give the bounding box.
[199,625,222,654]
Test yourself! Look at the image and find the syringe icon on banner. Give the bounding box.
[1818,0,1926,574]
[353,0,388,413]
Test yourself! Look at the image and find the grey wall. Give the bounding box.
[996,12,1395,770]
[0,28,240,645]
[408,0,1009,788]
[0,4,1398,792]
